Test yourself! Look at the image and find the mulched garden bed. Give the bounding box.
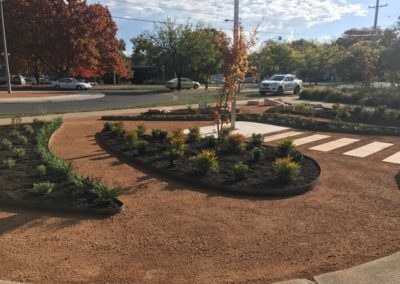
[0,121,122,215]
[98,129,321,196]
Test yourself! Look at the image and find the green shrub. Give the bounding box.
[203,135,216,148]
[289,150,303,162]
[125,131,139,150]
[103,122,113,132]
[251,147,265,162]
[136,124,146,138]
[233,162,249,181]
[250,133,263,147]
[171,128,183,139]
[275,138,295,157]
[9,130,20,139]
[32,118,45,126]
[37,164,47,177]
[112,121,125,137]
[191,150,218,175]
[151,128,168,141]
[12,147,26,158]
[135,140,149,155]
[11,116,22,129]
[187,126,201,143]
[1,138,12,150]
[171,136,186,153]
[15,134,28,145]
[32,181,55,195]
[3,158,16,169]
[373,105,387,119]
[225,134,246,153]
[332,103,350,121]
[166,148,184,166]
[273,157,301,183]
[23,124,34,135]
[221,126,234,140]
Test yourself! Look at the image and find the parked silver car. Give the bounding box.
[259,74,302,96]
[51,78,92,90]
[166,78,200,89]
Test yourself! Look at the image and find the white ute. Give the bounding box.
[259,74,302,96]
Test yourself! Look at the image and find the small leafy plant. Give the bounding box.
[37,164,47,177]
[221,126,234,140]
[250,133,263,147]
[187,126,201,143]
[12,147,26,158]
[251,147,265,162]
[151,128,168,141]
[203,135,216,148]
[225,134,246,154]
[273,157,301,183]
[135,140,149,155]
[3,158,16,169]
[136,124,146,138]
[103,122,113,132]
[23,124,34,135]
[1,138,12,150]
[171,135,186,153]
[91,180,122,202]
[112,121,125,137]
[15,134,28,145]
[32,181,55,195]
[166,148,184,166]
[275,138,295,157]
[171,128,183,139]
[233,162,249,181]
[289,150,303,163]
[125,131,139,150]
[191,150,218,175]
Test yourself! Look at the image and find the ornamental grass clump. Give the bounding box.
[1,138,12,150]
[289,150,303,163]
[273,157,301,183]
[191,150,218,175]
[187,126,201,143]
[3,158,16,169]
[251,147,265,162]
[250,133,263,148]
[225,134,246,154]
[275,137,295,157]
[233,162,249,181]
[32,181,55,196]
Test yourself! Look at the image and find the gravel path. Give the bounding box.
[0,118,399,284]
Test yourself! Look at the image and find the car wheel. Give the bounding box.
[55,85,61,90]
[193,84,199,89]
[76,86,83,90]
[293,85,300,95]
[277,86,283,96]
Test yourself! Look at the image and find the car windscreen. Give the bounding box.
[269,75,285,81]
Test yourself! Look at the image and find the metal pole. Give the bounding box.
[369,0,388,44]
[231,0,239,129]
[0,0,11,94]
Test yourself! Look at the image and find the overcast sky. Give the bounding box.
[88,0,400,54]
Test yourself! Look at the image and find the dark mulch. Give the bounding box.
[99,130,321,195]
[0,124,117,211]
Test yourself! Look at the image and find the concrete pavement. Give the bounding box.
[0,93,104,103]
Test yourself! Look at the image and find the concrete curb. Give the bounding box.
[0,93,104,103]
[274,252,400,284]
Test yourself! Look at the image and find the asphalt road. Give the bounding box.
[0,90,186,116]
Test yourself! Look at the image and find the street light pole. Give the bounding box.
[0,0,11,94]
[231,0,239,129]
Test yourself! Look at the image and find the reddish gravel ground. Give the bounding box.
[0,117,399,284]
[0,91,75,99]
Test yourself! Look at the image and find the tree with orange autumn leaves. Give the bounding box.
[2,0,127,82]
[212,27,257,148]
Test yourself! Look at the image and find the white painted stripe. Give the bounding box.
[383,152,400,164]
[310,138,360,152]
[263,131,304,142]
[343,142,393,158]
[293,134,331,146]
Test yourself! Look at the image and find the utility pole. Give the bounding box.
[231,0,239,129]
[0,0,11,94]
[369,0,388,43]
